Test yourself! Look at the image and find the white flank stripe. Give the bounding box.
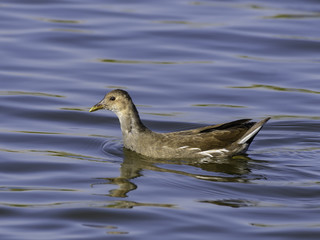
[178,146,201,151]
[178,146,189,149]
[189,147,201,151]
[198,148,229,157]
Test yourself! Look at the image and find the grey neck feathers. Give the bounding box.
[118,103,148,135]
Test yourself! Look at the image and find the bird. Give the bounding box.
[89,89,270,159]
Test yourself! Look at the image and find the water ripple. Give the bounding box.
[97,58,213,65]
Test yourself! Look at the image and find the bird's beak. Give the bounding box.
[89,101,104,112]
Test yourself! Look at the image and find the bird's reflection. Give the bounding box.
[96,147,265,198]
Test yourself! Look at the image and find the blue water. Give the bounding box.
[0,0,320,239]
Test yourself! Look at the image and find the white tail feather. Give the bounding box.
[238,125,262,144]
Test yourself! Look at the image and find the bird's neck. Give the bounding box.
[116,103,148,136]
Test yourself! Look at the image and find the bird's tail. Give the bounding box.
[237,117,271,145]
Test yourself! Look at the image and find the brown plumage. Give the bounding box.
[90,89,270,159]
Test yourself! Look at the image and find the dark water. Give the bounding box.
[1,0,320,239]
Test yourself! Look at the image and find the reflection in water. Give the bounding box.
[153,20,222,28]
[0,147,105,162]
[35,17,83,24]
[192,103,246,108]
[200,198,287,208]
[98,148,266,198]
[0,91,65,97]
[102,200,175,209]
[230,84,320,94]
[83,224,129,235]
[270,115,320,120]
[265,13,320,19]
[200,199,259,208]
[97,58,213,65]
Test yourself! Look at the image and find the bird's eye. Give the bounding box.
[109,96,116,101]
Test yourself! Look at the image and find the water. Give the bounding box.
[1,0,320,239]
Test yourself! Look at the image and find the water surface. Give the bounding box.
[0,0,319,239]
